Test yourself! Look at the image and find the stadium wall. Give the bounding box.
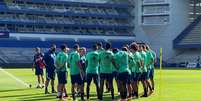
[134,0,189,62]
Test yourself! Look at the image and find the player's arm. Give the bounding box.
[32,62,35,72]
[76,54,84,79]
[140,59,144,68]
[43,53,48,66]
[32,56,36,71]
[67,54,71,68]
[112,58,119,70]
[41,53,46,67]
[77,60,85,80]
[147,53,154,68]
[77,60,83,70]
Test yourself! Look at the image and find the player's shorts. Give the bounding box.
[140,72,147,81]
[71,74,83,85]
[149,68,154,79]
[131,72,141,81]
[86,73,99,84]
[57,71,67,84]
[127,73,131,84]
[100,73,113,82]
[35,67,43,76]
[46,71,55,80]
[112,72,118,80]
[117,72,129,83]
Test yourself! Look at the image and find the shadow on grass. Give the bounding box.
[0,88,34,93]
[20,97,56,101]
[22,93,56,99]
[0,93,44,98]
[21,93,119,101]
[20,95,57,101]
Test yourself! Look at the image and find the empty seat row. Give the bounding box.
[0,38,135,48]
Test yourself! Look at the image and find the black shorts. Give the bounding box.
[118,72,129,83]
[86,73,99,85]
[35,67,43,76]
[46,71,55,80]
[71,74,83,85]
[127,73,132,84]
[100,73,113,82]
[140,72,148,81]
[132,72,141,81]
[57,72,67,84]
[112,72,118,79]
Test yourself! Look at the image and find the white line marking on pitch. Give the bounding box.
[0,67,29,88]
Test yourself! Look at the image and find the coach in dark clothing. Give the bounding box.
[44,44,57,94]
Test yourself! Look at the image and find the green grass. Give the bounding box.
[1,68,201,101]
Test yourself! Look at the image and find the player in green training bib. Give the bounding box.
[85,44,100,100]
[112,48,120,94]
[55,44,69,100]
[129,42,143,98]
[139,44,148,97]
[146,44,156,91]
[99,43,115,101]
[114,47,130,101]
[96,42,110,93]
[142,44,154,96]
[68,44,84,101]
[125,48,133,99]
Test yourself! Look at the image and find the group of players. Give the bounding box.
[32,42,156,101]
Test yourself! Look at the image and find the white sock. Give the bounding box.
[62,93,65,96]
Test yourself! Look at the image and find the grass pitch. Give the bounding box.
[0,68,201,101]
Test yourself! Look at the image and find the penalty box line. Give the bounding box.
[0,67,29,88]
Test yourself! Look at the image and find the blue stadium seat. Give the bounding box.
[45,38,76,48]
[77,38,106,48]
[108,39,135,48]
[19,37,41,41]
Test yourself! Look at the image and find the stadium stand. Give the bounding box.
[108,39,135,48]
[77,38,106,48]
[170,1,201,66]
[167,49,201,65]
[179,22,201,45]
[174,15,201,48]
[0,0,134,36]
[0,0,135,66]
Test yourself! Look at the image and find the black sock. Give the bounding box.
[87,86,90,99]
[144,88,148,96]
[81,93,84,100]
[111,89,114,99]
[72,93,76,100]
[123,92,127,99]
[148,84,152,91]
[120,91,124,99]
[45,87,48,92]
[52,87,55,92]
[128,93,132,98]
[152,87,155,90]
[134,91,138,97]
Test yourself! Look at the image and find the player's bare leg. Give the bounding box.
[150,78,155,91]
[41,75,44,88]
[141,80,148,97]
[37,75,41,88]
[45,79,50,94]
